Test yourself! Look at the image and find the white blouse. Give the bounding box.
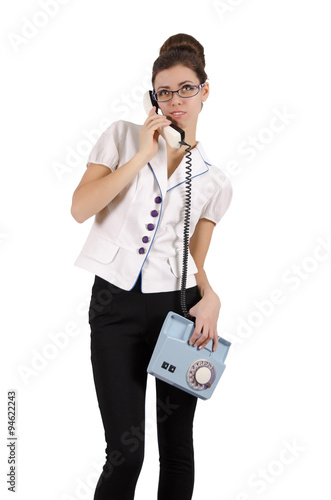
[74,120,233,293]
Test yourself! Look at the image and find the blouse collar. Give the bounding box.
[148,134,210,196]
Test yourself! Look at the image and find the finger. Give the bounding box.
[192,325,209,348]
[212,335,219,352]
[198,332,218,351]
[214,328,219,351]
[194,324,215,349]
[144,109,164,122]
[147,121,172,132]
[146,115,172,127]
[145,110,170,122]
[197,334,214,350]
[189,321,203,346]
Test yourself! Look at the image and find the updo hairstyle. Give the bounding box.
[152,33,208,89]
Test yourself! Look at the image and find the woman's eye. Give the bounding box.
[182,85,194,91]
[159,90,170,96]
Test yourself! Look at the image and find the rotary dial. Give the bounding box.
[187,359,216,390]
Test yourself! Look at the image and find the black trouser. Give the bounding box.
[88,272,202,500]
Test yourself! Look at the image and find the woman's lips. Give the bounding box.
[170,111,186,117]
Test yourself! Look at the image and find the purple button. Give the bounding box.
[147,223,155,231]
[142,236,149,243]
[155,196,162,204]
[151,210,158,217]
[138,247,146,254]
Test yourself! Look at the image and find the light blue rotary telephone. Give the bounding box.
[143,91,231,400]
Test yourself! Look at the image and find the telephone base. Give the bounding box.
[147,311,231,400]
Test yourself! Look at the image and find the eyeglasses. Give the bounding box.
[152,82,207,102]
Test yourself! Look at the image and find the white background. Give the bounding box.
[1,1,330,499]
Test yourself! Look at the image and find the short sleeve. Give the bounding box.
[86,121,121,172]
[200,175,233,225]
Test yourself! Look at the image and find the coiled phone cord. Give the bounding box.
[179,140,194,321]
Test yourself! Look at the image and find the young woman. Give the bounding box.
[71,33,232,500]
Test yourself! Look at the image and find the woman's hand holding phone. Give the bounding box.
[137,107,171,164]
[188,291,221,352]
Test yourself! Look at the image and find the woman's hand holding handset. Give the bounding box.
[137,107,172,164]
[71,108,171,223]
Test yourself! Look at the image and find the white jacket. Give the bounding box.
[74,120,232,293]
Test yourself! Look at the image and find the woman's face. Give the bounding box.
[153,64,209,132]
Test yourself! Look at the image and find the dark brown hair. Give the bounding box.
[152,33,208,89]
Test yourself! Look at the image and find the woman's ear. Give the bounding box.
[203,82,209,98]
[200,82,209,112]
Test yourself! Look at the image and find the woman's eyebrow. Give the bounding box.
[156,81,194,91]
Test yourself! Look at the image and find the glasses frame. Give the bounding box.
[152,81,207,102]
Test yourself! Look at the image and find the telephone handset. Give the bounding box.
[143,91,185,149]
